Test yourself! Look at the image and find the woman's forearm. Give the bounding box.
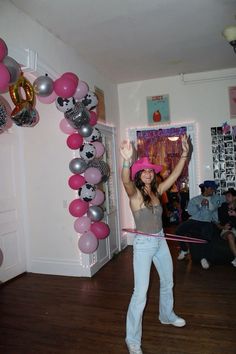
[121,159,131,184]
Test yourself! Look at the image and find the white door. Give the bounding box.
[90,124,121,275]
[0,128,27,283]
[102,126,121,255]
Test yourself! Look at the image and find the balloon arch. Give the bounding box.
[0,37,110,255]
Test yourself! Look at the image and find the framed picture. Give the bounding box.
[94,86,106,123]
[229,86,236,119]
[146,94,170,125]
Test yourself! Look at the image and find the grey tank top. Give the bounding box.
[132,204,163,234]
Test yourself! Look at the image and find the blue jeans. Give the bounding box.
[126,230,178,347]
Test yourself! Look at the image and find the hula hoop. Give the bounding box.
[122,228,207,244]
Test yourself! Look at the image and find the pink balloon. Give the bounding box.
[37,90,57,104]
[66,133,83,150]
[0,38,8,62]
[78,231,98,254]
[90,189,105,206]
[59,118,76,134]
[89,111,98,126]
[69,199,89,217]
[84,167,102,184]
[68,174,85,190]
[0,63,10,92]
[74,80,89,100]
[92,141,105,158]
[91,221,110,239]
[54,76,77,98]
[62,72,79,86]
[74,216,91,233]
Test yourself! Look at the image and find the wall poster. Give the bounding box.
[146,94,170,125]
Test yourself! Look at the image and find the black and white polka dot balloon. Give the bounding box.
[79,90,98,111]
[56,96,76,113]
[79,143,96,162]
[79,183,96,202]
[85,127,101,142]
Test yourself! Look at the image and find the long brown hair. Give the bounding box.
[134,170,159,207]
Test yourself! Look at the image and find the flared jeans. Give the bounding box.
[126,231,178,347]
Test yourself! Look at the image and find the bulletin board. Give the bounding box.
[211,125,236,194]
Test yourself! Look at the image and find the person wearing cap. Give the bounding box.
[120,135,189,354]
[217,188,236,267]
[176,180,225,269]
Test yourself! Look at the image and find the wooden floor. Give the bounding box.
[0,242,236,354]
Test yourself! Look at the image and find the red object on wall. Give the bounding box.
[153,110,161,122]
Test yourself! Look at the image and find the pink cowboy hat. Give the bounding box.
[131,157,162,180]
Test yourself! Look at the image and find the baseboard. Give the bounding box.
[29,257,92,277]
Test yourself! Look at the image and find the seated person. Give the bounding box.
[217,188,236,267]
[176,180,225,269]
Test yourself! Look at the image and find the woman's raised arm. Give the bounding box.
[120,140,136,197]
[158,134,190,195]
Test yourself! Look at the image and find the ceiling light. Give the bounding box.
[222,25,236,53]
[168,136,179,141]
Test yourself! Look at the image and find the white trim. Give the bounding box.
[30,257,92,277]
[8,46,38,73]
[8,46,59,78]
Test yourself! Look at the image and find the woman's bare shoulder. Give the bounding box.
[130,190,144,211]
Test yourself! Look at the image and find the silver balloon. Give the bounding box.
[3,56,21,84]
[65,102,90,129]
[79,123,93,137]
[33,75,54,97]
[87,205,104,221]
[69,157,87,174]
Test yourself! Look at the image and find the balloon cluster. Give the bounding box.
[55,77,110,255]
[0,37,111,254]
[0,38,38,127]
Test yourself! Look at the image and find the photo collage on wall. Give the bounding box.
[211,125,236,194]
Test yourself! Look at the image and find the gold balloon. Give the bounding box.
[9,74,35,107]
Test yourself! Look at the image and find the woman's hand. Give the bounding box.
[120,140,133,161]
[181,134,189,156]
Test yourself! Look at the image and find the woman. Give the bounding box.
[120,135,189,354]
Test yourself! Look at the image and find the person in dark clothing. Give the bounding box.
[217,188,236,267]
[176,180,225,269]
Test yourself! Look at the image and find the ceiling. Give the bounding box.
[10,0,236,84]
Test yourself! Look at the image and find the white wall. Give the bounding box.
[1,1,236,272]
[118,69,236,229]
[0,1,120,276]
